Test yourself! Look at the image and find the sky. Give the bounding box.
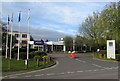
[1,1,114,41]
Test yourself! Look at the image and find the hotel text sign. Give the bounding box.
[107,40,115,59]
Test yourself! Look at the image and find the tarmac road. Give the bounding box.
[2,53,118,79]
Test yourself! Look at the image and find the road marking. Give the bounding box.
[92,64,103,68]
[85,70,92,72]
[93,70,99,71]
[34,74,44,76]
[67,72,75,74]
[58,72,65,75]
[2,61,59,79]
[77,71,84,73]
[100,69,106,70]
[46,73,55,76]
[75,59,86,63]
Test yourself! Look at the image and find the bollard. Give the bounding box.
[68,51,71,57]
[71,51,75,58]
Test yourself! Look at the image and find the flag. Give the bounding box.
[27,9,30,21]
[11,13,13,22]
[8,15,10,24]
[18,11,21,22]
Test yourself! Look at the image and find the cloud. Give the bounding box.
[1,2,110,39]
[6,23,70,41]
[1,0,118,2]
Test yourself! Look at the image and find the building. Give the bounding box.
[29,38,66,52]
[8,31,31,48]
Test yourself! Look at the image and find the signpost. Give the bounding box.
[107,40,115,59]
[34,41,44,45]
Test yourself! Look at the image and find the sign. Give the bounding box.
[25,60,28,65]
[34,41,44,45]
[107,40,115,59]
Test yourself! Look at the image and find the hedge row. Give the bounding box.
[116,54,120,61]
[2,48,47,60]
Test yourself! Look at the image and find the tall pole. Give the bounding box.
[17,22,20,60]
[27,9,30,60]
[73,39,75,51]
[10,13,13,60]
[6,15,10,59]
[17,11,21,60]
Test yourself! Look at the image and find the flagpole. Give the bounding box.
[10,13,13,60]
[17,21,20,60]
[17,11,21,60]
[5,15,9,59]
[27,9,30,60]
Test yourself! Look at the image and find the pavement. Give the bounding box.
[1,53,119,79]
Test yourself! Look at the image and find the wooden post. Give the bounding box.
[25,60,28,69]
[104,54,106,59]
[8,59,11,70]
[37,59,39,67]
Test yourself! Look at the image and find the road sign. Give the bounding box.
[107,40,115,59]
[34,41,44,45]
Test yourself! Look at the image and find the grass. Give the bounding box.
[2,57,56,72]
[92,53,118,61]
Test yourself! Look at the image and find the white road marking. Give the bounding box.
[67,72,75,74]
[77,71,84,73]
[58,72,65,75]
[35,74,44,76]
[93,70,99,71]
[46,73,55,76]
[92,64,103,68]
[100,69,106,70]
[75,59,86,63]
[85,70,92,72]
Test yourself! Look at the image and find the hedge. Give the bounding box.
[30,51,47,59]
[116,54,120,61]
[100,50,107,54]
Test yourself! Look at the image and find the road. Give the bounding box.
[2,53,118,79]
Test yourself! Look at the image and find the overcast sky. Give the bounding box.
[1,0,116,41]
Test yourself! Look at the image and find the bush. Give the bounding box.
[100,50,107,54]
[30,51,47,59]
[19,52,27,60]
[116,54,120,61]
[29,48,38,52]
[34,56,42,61]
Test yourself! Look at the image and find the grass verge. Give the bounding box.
[92,53,119,61]
[2,57,56,72]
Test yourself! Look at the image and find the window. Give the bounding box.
[22,34,27,38]
[22,40,27,44]
[15,34,19,37]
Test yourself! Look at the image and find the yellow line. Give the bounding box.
[2,61,59,79]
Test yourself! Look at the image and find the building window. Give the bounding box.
[22,34,27,38]
[22,40,27,44]
[15,34,19,37]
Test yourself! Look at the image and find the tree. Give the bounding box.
[79,2,120,52]
[64,36,73,51]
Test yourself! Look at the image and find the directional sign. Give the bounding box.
[34,41,44,45]
[107,40,115,59]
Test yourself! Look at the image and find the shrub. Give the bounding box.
[30,51,47,59]
[29,48,38,52]
[116,54,120,61]
[19,52,27,60]
[34,56,41,61]
[100,50,107,54]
